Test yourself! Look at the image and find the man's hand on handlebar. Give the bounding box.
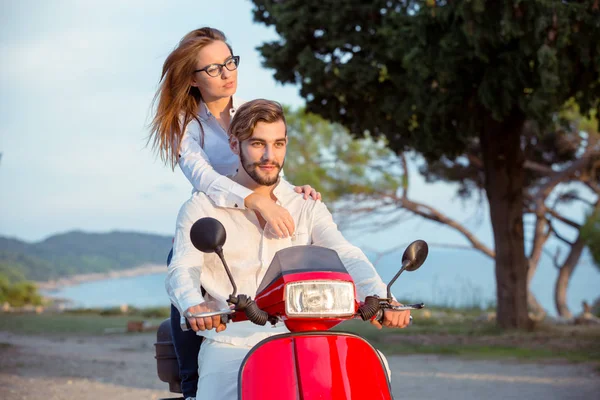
[370,300,411,330]
[186,302,227,333]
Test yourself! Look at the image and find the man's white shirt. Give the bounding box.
[166,181,389,347]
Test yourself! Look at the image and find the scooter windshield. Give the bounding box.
[256,245,349,294]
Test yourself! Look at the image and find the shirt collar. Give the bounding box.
[271,179,297,204]
[198,95,241,121]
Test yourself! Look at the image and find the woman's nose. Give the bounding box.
[221,67,232,79]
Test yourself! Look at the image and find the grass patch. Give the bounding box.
[0,312,167,335]
[334,317,600,363]
[335,317,504,337]
[372,342,600,363]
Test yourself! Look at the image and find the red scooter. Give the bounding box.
[155,217,427,399]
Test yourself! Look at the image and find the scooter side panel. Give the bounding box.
[239,336,300,400]
[293,335,392,400]
[239,333,392,400]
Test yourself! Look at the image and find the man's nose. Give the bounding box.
[262,145,275,161]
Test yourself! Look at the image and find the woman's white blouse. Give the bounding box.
[178,95,252,208]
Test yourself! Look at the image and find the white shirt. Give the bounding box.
[166,181,389,347]
[178,95,252,208]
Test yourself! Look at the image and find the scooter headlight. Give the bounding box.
[285,280,355,318]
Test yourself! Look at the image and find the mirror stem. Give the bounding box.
[215,246,237,298]
[386,262,410,299]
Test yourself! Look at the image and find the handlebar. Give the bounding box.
[180,294,273,331]
[358,296,424,325]
[180,308,233,331]
[181,297,424,331]
[374,310,414,325]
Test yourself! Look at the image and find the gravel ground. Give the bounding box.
[0,331,598,400]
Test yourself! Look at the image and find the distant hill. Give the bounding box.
[0,231,172,282]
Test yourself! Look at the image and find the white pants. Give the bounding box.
[196,339,252,400]
[196,339,392,399]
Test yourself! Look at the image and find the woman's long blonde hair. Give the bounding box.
[149,27,232,169]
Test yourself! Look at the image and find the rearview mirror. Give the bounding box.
[386,240,429,299]
[189,217,237,297]
[401,240,428,272]
[190,217,227,253]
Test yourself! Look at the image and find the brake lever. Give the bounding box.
[384,302,425,311]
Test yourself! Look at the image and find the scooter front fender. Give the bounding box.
[238,332,392,400]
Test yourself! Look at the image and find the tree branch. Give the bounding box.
[391,194,496,259]
[533,152,596,204]
[399,152,409,199]
[363,242,486,266]
[545,208,582,229]
[548,221,575,245]
[524,160,555,175]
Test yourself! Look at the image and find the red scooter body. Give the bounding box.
[239,332,392,400]
[183,218,428,400]
[234,245,393,399]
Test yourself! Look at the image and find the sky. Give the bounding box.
[0,0,590,256]
[0,0,302,241]
[1,0,597,313]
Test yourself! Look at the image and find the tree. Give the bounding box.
[251,0,600,328]
[283,106,403,202]
[415,106,599,318]
[0,269,43,307]
[582,210,600,267]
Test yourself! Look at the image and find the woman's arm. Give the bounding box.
[178,120,252,208]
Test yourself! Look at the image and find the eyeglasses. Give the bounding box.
[194,56,240,77]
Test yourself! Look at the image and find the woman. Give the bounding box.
[149,27,320,400]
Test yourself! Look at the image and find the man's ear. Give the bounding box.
[229,136,240,154]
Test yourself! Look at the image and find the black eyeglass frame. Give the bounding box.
[193,56,240,77]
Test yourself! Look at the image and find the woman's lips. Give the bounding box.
[223,81,235,89]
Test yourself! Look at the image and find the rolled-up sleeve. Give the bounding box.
[166,196,207,314]
[178,120,252,209]
[309,202,388,300]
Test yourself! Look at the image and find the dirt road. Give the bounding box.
[0,331,597,400]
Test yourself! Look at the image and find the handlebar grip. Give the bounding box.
[375,309,413,326]
[180,314,230,332]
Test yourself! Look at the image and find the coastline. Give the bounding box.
[34,264,166,291]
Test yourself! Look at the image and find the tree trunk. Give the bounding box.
[480,115,531,329]
[527,261,546,319]
[555,237,585,319]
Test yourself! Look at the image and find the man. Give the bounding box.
[166,99,410,399]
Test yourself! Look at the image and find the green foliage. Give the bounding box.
[0,261,27,283]
[0,270,43,307]
[3,281,42,307]
[283,107,402,202]
[0,231,172,281]
[582,209,600,268]
[252,0,599,159]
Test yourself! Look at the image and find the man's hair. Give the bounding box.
[229,99,286,142]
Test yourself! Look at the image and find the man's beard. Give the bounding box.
[240,150,283,186]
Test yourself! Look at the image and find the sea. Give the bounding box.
[44,248,599,316]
